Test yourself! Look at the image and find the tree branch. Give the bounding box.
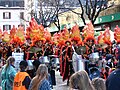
[78,0,86,25]
[93,0,104,23]
[91,0,97,22]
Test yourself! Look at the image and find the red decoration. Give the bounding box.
[114,25,120,44]
[103,27,111,45]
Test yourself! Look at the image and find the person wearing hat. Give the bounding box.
[106,60,120,90]
[13,60,31,90]
[62,40,74,85]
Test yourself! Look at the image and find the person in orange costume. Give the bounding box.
[13,60,31,90]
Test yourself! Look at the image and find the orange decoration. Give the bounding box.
[83,21,95,43]
[103,27,111,45]
[98,32,104,44]
[16,26,25,41]
[114,25,120,44]
[44,29,51,41]
[2,31,10,42]
[10,25,16,39]
[0,29,2,39]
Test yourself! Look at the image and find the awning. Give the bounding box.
[96,12,120,24]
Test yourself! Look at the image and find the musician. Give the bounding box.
[35,40,44,59]
[62,40,74,85]
[44,41,56,86]
[6,45,12,59]
[85,39,95,54]
[26,43,37,60]
[44,41,53,56]
[59,41,66,76]
[26,36,32,46]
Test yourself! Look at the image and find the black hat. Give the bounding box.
[19,60,28,68]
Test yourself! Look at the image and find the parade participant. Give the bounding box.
[35,40,44,60]
[6,45,12,59]
[13,60,31,90]
[1,56,16,90]
[71,37,85,72]
[0,43,2,59]
[69,70,95,90]
[82,21,95,55]
[44,41,53,56]
[2,42,8,62]
[29,64,51,90]
[58,40,66,76]
[26,36,32,46]
[62,40,74,85]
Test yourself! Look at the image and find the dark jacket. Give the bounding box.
[106,69,120,90]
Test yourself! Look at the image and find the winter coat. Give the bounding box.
[106,68,120,90]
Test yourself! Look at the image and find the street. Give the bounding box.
[52,71,69,90]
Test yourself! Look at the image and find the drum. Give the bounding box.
[27,60,34,70]
[89,67,100,80]
[39,56,50,64]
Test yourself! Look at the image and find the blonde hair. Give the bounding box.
[69,70,95,90]
[30,64,48,90]
[5,56,15,69]
[92,78,106,90]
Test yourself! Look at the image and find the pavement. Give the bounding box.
[52,71,69,90]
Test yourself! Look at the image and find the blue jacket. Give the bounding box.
[1,65,16,90]
[106,69,120,90]
[29,79,51,90]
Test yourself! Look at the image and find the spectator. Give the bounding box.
[69,70,95,90]
[1,56,16,90]
[0,60,3,90]
[13,60,31,90]
[92,78,106,90]
[106,61,120,90]
[29,64,51,90]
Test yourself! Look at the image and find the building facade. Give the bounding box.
[0,0,25,32]
[95,0,120,31]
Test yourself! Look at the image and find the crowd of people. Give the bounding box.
[0,18,120,90]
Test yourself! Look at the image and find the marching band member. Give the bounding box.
[62,40,74,85]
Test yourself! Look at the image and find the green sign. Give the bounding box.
[96,12,120,24]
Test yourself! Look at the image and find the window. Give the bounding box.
[3,25,11,31]
[20,12,24,19]
[3,12,11,19]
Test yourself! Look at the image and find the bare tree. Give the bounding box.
[34,0,61,30]
[35,0,73,30]
[69,0,108,25]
